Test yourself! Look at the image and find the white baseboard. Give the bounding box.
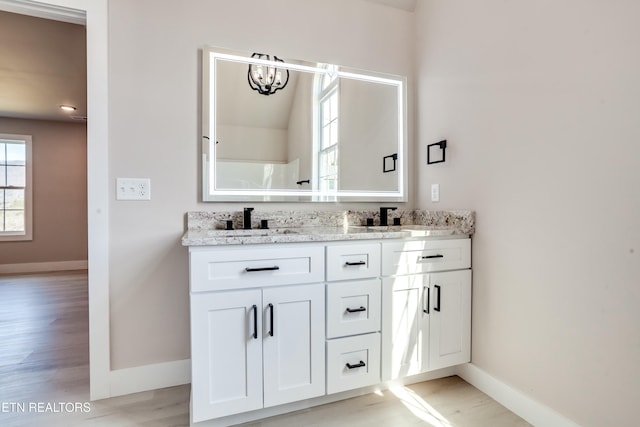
[455,363,582,427]
[0,260,88,274]
[109,359,191,398]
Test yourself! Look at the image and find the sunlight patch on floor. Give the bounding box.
[390,385,453,427]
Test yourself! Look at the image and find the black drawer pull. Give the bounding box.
[346,306,366,313]
[245,266,280,272]
[345,261,366,266]
[346,360,366,369]
[421,254,444,259]
[434,284,441,312]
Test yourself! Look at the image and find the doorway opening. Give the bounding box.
[0,0,110,400]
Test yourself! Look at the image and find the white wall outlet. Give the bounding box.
[116,178,151,201]
[431,183,440,202]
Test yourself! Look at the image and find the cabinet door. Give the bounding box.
[190,289,263,422]
[262,284,325,407]
[381,275,429,381]
[428,270,471,370]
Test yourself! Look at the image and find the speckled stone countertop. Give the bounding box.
[182,210,474,246]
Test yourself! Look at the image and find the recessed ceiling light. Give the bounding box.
[60,105,77,112]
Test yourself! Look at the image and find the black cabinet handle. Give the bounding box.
[424,287,430,314]
[421,254,444,259]
[434,285,441,312]
[345,261,366,266]
[252,305,258,339]
[245,266,280,272]
[346,360,366,369]
[346,306,366,313]
[268,303,274,336]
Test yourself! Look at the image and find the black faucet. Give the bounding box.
[243,207,254,230]
[379,207,397,226]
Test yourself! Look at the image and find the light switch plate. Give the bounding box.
[116,178,151,200]
[431,183,440,202]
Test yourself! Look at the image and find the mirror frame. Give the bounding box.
[202,47,408,202]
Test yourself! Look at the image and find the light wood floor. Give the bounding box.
[0,271,531,427]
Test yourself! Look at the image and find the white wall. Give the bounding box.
[415,1,640,426]
[340,78,399,191]
[216,124,288,162]
[0,118,87,264]
[108,0,414,370]
[287,72,314,185]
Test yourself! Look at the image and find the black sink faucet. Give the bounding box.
[379,207,397,226]
[243,207,254,230]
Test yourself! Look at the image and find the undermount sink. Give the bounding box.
[350,224,455,236]
[207,228,300,238]
[203,225,457,240]
[349,225,402,231]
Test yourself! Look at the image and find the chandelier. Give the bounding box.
[247,53,290,96]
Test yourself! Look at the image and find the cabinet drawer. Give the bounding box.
[326,243,381,281]
[382,238,470,276]
[326,333,381,394]
[190,245,325,292]
[326,279,381,338]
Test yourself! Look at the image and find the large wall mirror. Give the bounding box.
[202,47,408,202]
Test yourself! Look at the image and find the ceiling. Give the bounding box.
[0,10,86,123]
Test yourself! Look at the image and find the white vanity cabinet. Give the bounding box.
[189,245,326,423]
[187,235,472,425]
[381,237,472,380]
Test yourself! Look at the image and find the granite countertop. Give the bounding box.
[182,225,468,246]
[181,209,475,246]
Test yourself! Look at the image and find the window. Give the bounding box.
[0,134,32,241]
[316,67,339,195]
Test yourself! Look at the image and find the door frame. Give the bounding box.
[0,0,111,400]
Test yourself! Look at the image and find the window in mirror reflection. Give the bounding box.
[316,65,339,199]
